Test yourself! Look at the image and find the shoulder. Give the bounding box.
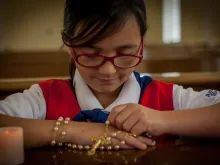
[38,79,71,87]
[133,72,173,89]
[173,84,220,110]
[38,79,73,92]
[38,79,73,100]
[0,84,46,119]
[133,72,153,89]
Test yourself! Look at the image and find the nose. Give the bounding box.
[98,60,117,75]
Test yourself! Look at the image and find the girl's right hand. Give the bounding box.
[68,122,156,150]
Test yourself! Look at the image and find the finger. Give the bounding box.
[121,111,141,132]
[114,107,133,130]
[107,129,134,150]
[137,136,156,146]
[130,120,148,136]
[108,104,128,126]
[108,138,134,150]
[116,132,147,150]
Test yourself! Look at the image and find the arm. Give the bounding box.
[108,85,220,138]
[161,103,220,137]
[0,85,86,148]
[0,114,106,148]
[0,85,151,149]
[0,114,104,149]
[0,114,62,148]
[157,85,220,137]
[108,103,220,138]
[0,114,152,149]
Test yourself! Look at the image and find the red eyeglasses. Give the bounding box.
[70,38,143,69]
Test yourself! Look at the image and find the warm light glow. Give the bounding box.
[162,0,181,43]
[162,72,181,78]
[5,130,9,135]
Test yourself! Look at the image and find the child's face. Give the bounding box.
[72,16,142,94]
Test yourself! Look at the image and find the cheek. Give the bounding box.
[117,68,135,82]
[120,68,135,77]
[75,64,93,80]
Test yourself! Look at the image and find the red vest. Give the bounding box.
[38,79,174,142]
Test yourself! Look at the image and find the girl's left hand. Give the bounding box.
[108,103,164,137]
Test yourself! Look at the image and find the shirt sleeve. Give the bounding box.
[0,84,46,119]
[173,84,220,110]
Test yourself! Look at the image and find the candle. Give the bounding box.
[0,127,24,165]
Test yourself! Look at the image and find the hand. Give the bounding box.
[108,103,164,138]
[69,122,155,150]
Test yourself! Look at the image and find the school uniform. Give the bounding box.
[0,70,219,142]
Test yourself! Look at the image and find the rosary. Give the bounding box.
[88,120,111,155]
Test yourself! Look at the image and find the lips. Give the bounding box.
[95,77,119,84]
[98,78,118,81]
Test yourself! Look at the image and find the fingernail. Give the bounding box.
[152,140,156,146]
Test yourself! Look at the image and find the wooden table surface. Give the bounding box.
[22,138,220,165]
[1,72,220,92]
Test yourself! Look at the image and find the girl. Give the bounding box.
[0,0,220,151]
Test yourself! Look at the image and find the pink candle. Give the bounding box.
[0,127,24,165]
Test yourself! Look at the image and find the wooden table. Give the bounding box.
[22,139,220,165]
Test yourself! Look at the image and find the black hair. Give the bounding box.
[61,0,148,78]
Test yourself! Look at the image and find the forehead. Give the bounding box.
[94,16,141,48]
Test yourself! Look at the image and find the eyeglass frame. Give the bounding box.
[69,38,144,69]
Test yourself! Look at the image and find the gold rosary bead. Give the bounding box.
[106,137,111,141]
[67,143,72,147]
[112,133,117,137]
[114,145,120,150]
[53,126,59,132]
[85,145,91,150]
[58,142,63,147]
[107,146,112,150]
[99,146,105,150]
[105,120,110,125]
[78,145,83,150]
[61,131,66,136]
[64,120,69,125]
[72,144,77,149]
[51,140,56,146]
[58,117,64,122]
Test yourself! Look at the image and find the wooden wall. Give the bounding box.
[0,47,220,99]
[1,0,220,99]
[0,51,70,78]
[1,0,220,52]
[181,0,220,45]
[0,46,219,78]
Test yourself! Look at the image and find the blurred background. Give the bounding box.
[0,0,220,98]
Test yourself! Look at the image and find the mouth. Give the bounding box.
[95,77,119,84]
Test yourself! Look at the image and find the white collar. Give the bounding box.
[73,69,140,113]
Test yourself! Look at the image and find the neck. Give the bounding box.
[91,86,123,109]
